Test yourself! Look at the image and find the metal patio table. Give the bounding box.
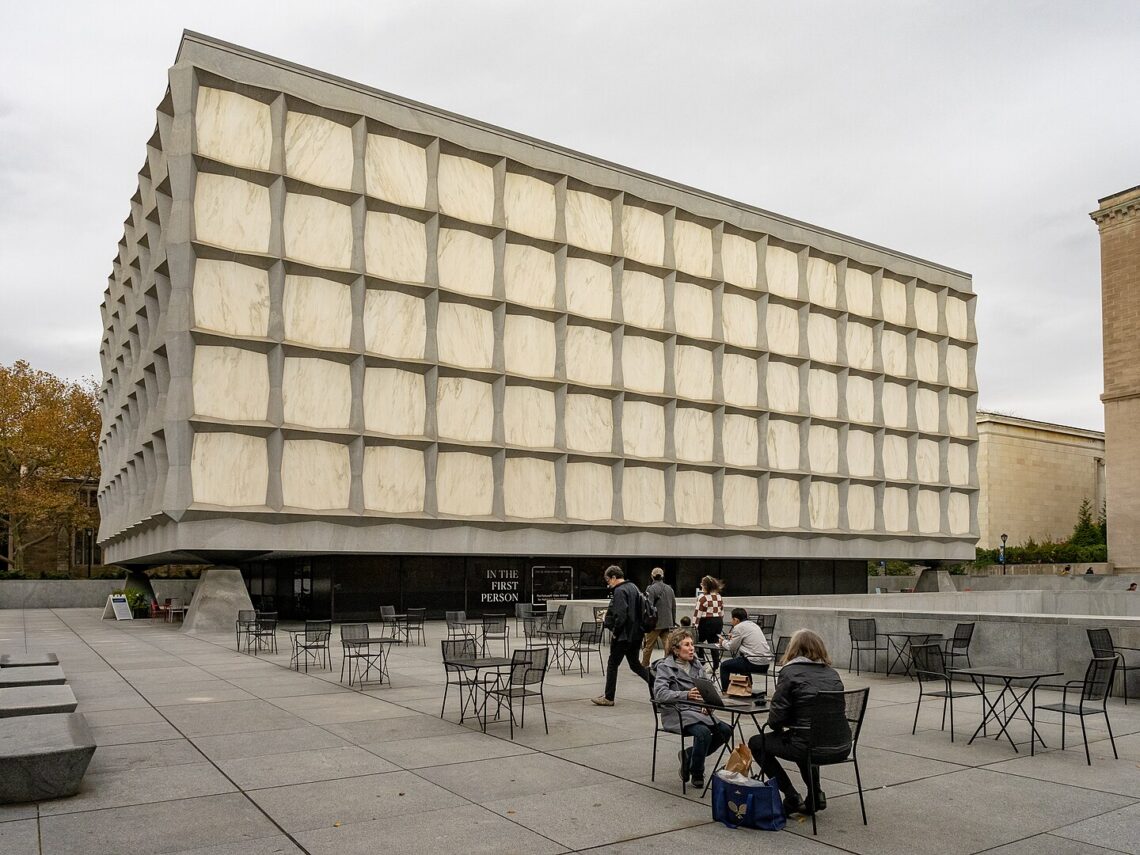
[881,631,942,677]
[440,655,513,731]
[342,636,401,688]
[950,665,1063,752]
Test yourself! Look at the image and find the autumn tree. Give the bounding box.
[0,361,100,571]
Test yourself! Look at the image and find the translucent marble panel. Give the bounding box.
[437,154,494,225]
[846,322,874,371]
[621,270,665,329]
[437,303,493,369]
[195,87,272,171]
[436,452,493,516]
[947,345,970,388]
[622,400,666,458]
[808,425,838,474]
[881,329,908,377]
[438,228,494,297]
[722,293,758,348]
[363,446,424,513]
[504,173,556,240]
[881,277,908,325]
[948,442,970,485]
[190,432,267,506]
[882,382,910,429]
[946,295,969,341]
[365,212,427,283]
[504,314,556,377]
[192,259,269,336]
[767,478,801,528]
[765,244,800,299]
[437,376,494,442]
[674,345,714,401]
[766,303,801,356]
[283,193,353,270]
[565,462,613,521]
[675,280,714,339]
[767,419,800,471]
[673,219,713,278]
[947,395,970,437]
[674,407,714,462]
[283,275,351,349]
[565,393,613,453]
[847,484,875,530]
[724,414,760,467]
[565,189,613,255]
[504,457,556,518]
[722,233,757,289]
[766,361,800,413]
[363,367,425,436]
[365,134,428,208]
[809,481,839,529]
[847,375,875,423]
[622,466,665,523]
[722,353,758,407]
[883,434,910,480]
[807,313,837,363]
[845,267,874,318]
[565,325,613,386]
[916,438,941,483]
[622,336,665,394]
[194,174,270,253]
[283,357,352,429]
[281,440,350,510]
[504,244,556,308]
[847,429,876,478]
[917,490,941,533]
[566,257,613,320]
[914,287,940,334]
[675,470,714,525]
[723,475,759,526]
[883,486,909,532]
[504,385,556,448]
[363,290,426,358]
[621,205,665,267]
[285,112,353,190]
[949,491,971,534]
[806,257,837,308]
[808,369,838,418]
[192,347,268,421]
[916,388,940,433]
[915,337,940,383]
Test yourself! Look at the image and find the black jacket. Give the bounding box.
[766,660,850,752]
[603,580,644,643]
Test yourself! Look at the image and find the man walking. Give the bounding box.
[641,567,677,667]
[592,565,653,706]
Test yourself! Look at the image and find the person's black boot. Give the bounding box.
[782,792,806,815]
[678,748,691,783]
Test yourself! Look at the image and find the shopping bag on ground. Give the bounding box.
[724,742,753,775]
[726,674,753,697]
[711,770,785,831]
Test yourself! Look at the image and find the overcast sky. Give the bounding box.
[3,1,1136,430]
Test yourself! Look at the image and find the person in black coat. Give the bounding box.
[592,565,653,706]
[747,629,850,816]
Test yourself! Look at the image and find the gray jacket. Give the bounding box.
[645,579,677,630]
[722,619,773,666]
[652,654,715,732]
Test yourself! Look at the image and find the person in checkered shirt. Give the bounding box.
[693,575,725,669]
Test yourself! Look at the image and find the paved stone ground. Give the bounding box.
[1,609,1137,855]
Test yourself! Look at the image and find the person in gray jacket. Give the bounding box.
[717,607,772,691]
[652,628,734,789]
[640,567,678,667]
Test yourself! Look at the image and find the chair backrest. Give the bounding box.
[910,642,948,682]
[304,620,331,642]
[406,607,426,626]
[380,605,396,618]
[774,635,790,662]
[340,623,369,642]
[807,688,865,757]
[522,616,539,639]
[483,614,507,634]
[1083,656,1118,703]
[441,638,477,662]
[237,609,256,622]
[593,606,608,624]
[169,598,182,609]
[949,622,975,651]
[515,602,533,619]
[513,647,549,686]
[758,613,777,634]
[848,618,877,642]
[257,611,277,620]
[445,610,463,628]
[1087,627,1115,658]
[555,604,567,623]
[577,621,596,644]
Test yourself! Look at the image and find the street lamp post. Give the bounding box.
[999,533,1008,575]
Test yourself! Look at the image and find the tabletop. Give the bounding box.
[343,637,400,646]
[444,656,513,668]
[950,666,1063,680]
[881,631,941,638]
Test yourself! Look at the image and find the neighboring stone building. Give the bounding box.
[97,32,979,617]
[1093,185,1140,572]
[975,411,1104,551]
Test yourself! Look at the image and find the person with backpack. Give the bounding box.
[592,565,653,706]
[641,567,678,667]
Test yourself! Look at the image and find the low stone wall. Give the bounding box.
[0,580,198,609]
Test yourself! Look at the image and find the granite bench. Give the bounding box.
[0,685,79,717]
[0,666,66,688]
[0,713,96,803]
[0,652,60,667]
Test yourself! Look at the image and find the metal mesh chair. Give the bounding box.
[485,647,550,738]
[249,613,278,655]
[521,616,549,650]
[552,604,568,629]
[910,642,982,742]
[1032,656,1119,765]
[848,618,886,675]
[593,606,611,645]
[942,622,975,670]
[514,602,534,634]
[771,635,791,680]
[440,638,479,720]
[752,613,777,647]
[290,620,331,672]
[482,614,510,658]
[339,623,370,683]
[801,688,869,836]
[1088,627,1139,704]
[648,660,694,796]
[446,610,475,642]
[566,621,606,676]
[405,608,426,646]
[235,609,257,651]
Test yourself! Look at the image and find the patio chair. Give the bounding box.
[482,614,510,658]
[910,642,982,742]
[520,616,549,650]
[514,602,534,634]
[446,610,475,642]
[440,638,479,720]
[290,620,332,672]
[648,660,694,795]
[565,621,606,676]
[380,606,407,643]
[235,609,257,651]
[405,608,427,646]
[485,647,550,739]
[1087,627,1139,704]
[593,606,611,645]
[166,597,185,622]
[552,604,568,629]
[799,687,870,836]
[752,613,777,646]
[942,622,975,670]
[1032,656,1118,765]
[771,635,791,680]
[339,623,370,683]
[848,618,887,675]
[248,613,278,655]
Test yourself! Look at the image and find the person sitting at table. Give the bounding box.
[718,608,772,692]
[653,628,734,790]
[747,629,849,816]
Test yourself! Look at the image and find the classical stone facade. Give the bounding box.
[97,33,979,577]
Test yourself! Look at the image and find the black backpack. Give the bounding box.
[639,588,658,632]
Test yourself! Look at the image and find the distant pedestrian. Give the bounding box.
[593,565,653,706]
[693,575,725,669]
[1085,567,1095,575]
[641,567,678,667]
[1128,583,1137,592]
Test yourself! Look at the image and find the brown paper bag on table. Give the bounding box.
[725,741,753,775]
[726,673,753,697]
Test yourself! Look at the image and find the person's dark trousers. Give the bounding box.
[603,639,653,701]
[719,657,769,692]
[748,729,812,797]
[696,617,723,668]
[683,719,734,779]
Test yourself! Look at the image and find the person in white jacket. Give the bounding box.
[717,607,772,691]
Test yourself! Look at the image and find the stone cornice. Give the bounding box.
[1091,193,1140,227]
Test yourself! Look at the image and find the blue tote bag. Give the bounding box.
[711,771,786,831]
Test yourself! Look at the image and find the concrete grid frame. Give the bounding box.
[97,31,979,566]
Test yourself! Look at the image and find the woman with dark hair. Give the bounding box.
[693,575,725,669]
[747,629,850,816]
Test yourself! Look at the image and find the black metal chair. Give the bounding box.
[446,610,475,642]
[440,637,479,720]
[648,660,693,796]
[942,622,975,670]
[848,619,886,674]
[235,609,257,651]
[801,688,870,836]
[405,608,426,646]
[910,642,982,742]
[380,605,407,643]
[248,613,278,655]
[565,620,606,676]
[753,613,777,647]
[593,606,611,645]
[520,616,549,650]
[339,622,370,684]
[552,604,568,629]
[514,602,534,635]
[771,635,791,684]
[1088,627,1139,704]
[485,647,550,738]
[482,614,509,657]
[290,620,332,672]
[1032,656,1119,765]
